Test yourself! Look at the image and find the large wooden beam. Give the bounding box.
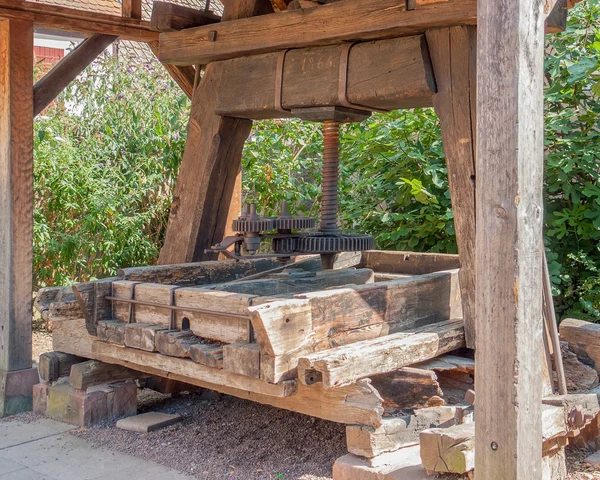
[150,1,220,32]
[34,34,117,117]
[0,0,157,42]
[158,0,477,66]
[475,0,545,478]
[158,0,274,264]
[426,27,477,349]
[0,18,39,416]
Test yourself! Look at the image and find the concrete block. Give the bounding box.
[0,368,40,416]
[32,383,48,415]
[333,446,430,480]
[117,412,182,433]
[43,382,137,427]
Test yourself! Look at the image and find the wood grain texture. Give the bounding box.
[559,318,600,372]
[426,27,477,349]
[158,0,477,66]
[0,19,33,372]
[0,0,157,42]
[69,359,142,389]
[150,2,220,32]
[475,0,546,477]
[92,339,385,426]
[121,0,142,19]
[39,352,86,382]
[34,34,117,117]
[298,319,465,388]
[215,35,436,119]
[158,0,273,264]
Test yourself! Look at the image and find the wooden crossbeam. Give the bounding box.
[0,0,157,42]
[158,0,477,66]
[34,34,118,117]
[150,1,220,32]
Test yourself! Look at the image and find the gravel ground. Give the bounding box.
[30,331,600,480]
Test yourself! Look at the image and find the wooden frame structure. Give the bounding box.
[0,0,585,478]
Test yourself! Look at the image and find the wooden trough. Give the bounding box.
[39,251,474,433]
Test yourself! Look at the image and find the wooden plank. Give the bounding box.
[110,281,251,343]
[39,352,86,383]
[215,268,374,296]
[72,277,116,336]
[155,330,198,357]
[97,320,126,346]
[223,342,261,378]
[215,35,436,119]
[158,0,478,66]
[34,34,117,117]
[92,340,384,425]
[298,319,465,388]
[475,0,546,477]
[0,0,158,42]
[346,405,466,458]
[123,323,168,352]
[0,18,33,372]
[420,422,475,474]
[250,271,455,358]
[118,258,279,284]
[150,2,220,32]
[359,251,460,275]
[69,359,143,390]
[52,310,95,358]
[92,340,295,397]
[426,27,477,349]
[559,318,600,373]
[188,343,224,368]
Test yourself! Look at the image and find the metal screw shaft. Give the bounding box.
[320,120,340,234]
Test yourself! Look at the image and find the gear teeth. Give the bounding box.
[296,234,375,254]
[231,219,275,233]
[272,237,299,254]
[274,217,317,230]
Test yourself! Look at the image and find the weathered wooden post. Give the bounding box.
[475,0,545,478]
[0,18,39,416]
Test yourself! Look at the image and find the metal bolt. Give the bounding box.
[491,441,498,451]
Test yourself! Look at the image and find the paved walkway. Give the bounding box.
[0,417,190,480]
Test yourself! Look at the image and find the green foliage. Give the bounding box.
[543,0,600,319]
[34,57,189,288]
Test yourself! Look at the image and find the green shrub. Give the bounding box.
[34,57,189,288]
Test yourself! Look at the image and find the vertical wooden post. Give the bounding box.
[159,0,274,264]
[0,18,39,416]
[475,0,545,478]
[426,26,477,349]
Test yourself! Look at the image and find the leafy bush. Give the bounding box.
[34,57,189,288]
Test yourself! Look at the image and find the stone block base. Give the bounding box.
[0,368,40,417]
[333,446,429,480]
[33,381,137,426]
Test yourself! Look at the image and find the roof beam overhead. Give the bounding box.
[0,0,158,41]
[158,0,478,66]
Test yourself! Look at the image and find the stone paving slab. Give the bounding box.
[0,418,190,480]
[116,411,182,433]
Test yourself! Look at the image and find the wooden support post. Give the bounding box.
[475,0,545,478]
[158,0,274,264]
[34,33,118,117]
[426,26,477,349]
[0,18,39,416]
[122,0,142,19]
